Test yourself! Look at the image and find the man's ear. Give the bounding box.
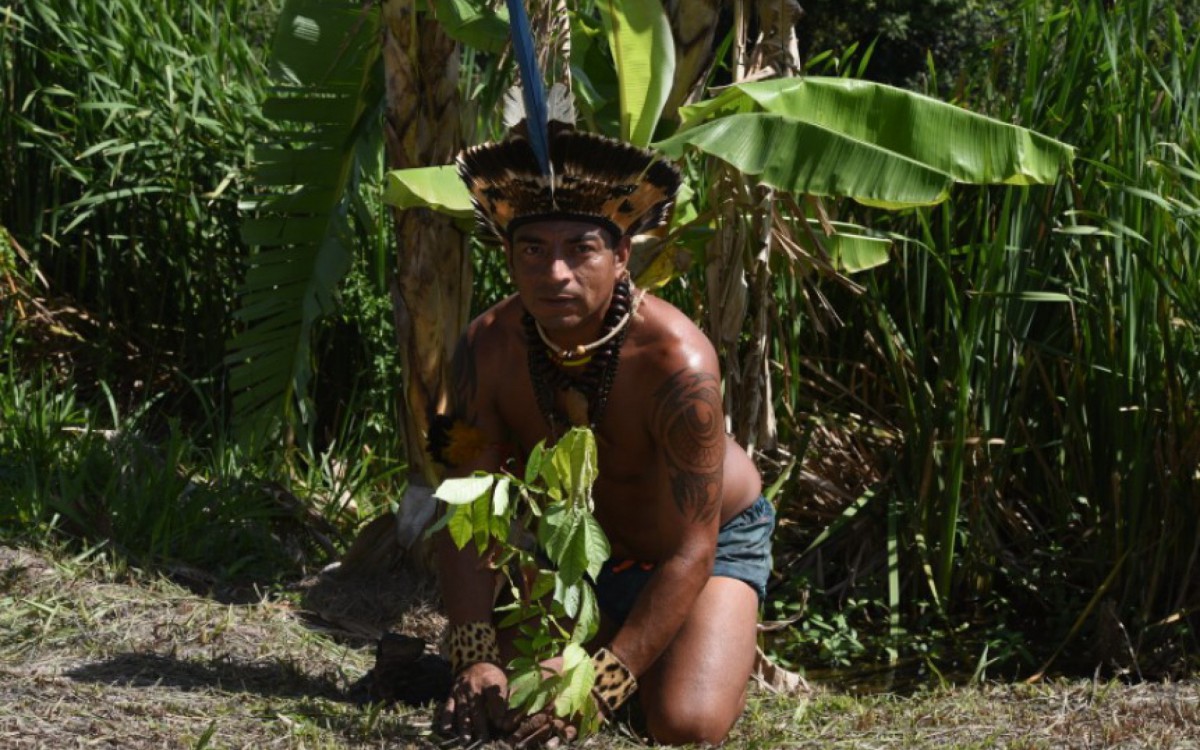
[613,235,632,274]
[502,239,515,274]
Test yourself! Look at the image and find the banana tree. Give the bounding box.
[230,0,482,575]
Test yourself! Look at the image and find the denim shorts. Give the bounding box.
[594,495,776,623]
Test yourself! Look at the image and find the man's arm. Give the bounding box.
[435,331,506,627]
[434,325,511,743]
[605,360,725,678]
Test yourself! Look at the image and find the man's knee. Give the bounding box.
[643,691,746,746]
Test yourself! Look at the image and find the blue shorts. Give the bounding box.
[594,495,776,623]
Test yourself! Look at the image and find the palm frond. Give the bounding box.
[228,0,383,442]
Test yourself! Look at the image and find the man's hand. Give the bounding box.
[505,655,582,748]
[509,707,579,749]
[437,662,509,743]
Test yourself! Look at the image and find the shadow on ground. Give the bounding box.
[64,652,344,700]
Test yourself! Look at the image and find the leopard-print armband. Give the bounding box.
[591,647,637,715]
[445,621,501,674]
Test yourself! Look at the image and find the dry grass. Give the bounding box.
[0,545,437,749]
[2,544,1198,749]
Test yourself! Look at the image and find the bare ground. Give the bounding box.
[2,544,1199,749]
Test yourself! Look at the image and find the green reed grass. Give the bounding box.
[0,363,404,582]
[776,0,1200,674]
[1,0,274,399]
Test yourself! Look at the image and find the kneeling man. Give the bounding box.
[433,122,775,746]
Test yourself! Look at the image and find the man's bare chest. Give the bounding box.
[497,361,659,483]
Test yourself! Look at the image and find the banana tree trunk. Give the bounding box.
[702,0,801,454]
[339,0,470,576]
[382,0,470,484]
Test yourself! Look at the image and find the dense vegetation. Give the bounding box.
[2,0,1197,688]
[773,0,1200,679]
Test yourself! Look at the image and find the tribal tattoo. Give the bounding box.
[652,368,724,523]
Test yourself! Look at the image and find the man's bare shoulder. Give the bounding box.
[451,295,523,415]
[463,294,524,361]
[627,294,719,379]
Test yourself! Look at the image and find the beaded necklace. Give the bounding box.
[524,278,638,433]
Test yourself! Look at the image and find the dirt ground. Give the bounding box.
[3,544,1199,749]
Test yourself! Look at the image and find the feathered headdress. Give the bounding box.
[457,0,681,244]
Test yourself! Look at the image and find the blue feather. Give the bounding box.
[505,0,551,177]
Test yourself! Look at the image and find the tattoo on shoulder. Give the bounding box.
[449,336,479,421]
[652,368,725,523]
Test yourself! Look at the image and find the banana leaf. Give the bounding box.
[596,0,674,147]
[228,0,382,441]
[434,0,508,53]
[657,77,1076,208]
[384,75,1073,216]
[817,223,892,273]
[384,165,474,219]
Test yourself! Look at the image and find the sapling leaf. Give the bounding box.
[496,592,520,612]
[556,577,582,619]
[564,428,598,510]
[434,474,495,505]
[527,678,553,715]
[524,487,543,516]
[580,514,611,580]
[510,655,538,672]
[562,642,588,671]
[538,505,577,563]
[513,632,536,658]
[471,494,492,553]
[558,521,589,586]
[525,441,546,485]
[537,507,557,551]
[549,434,576,503]
[555,643,596,717]
[508,669,541,709]
[492,546,516,569]
[572,584,599,644]
[499,607,525,629]
[446,505,473,549]
[531,630,554,652]
[489,509,509,545]
[424,507,452,537]
[530,569,557,601]
[492,476,512,516]
[539,447,563,499]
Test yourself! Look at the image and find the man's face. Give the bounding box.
[506,219,630,336]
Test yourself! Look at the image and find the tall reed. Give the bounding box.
[1,0,273,402]
[781,0,1200,673]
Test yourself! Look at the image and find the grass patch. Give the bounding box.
[3,543,1199,749]
[0,366,409,591]
[0,543,432,748]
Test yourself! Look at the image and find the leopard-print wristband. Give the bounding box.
[591,647,637,715]
[445,621,501,674]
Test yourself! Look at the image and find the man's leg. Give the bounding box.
[637,576,760,745]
